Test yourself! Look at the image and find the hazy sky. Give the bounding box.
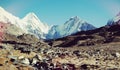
[0,0,120,27]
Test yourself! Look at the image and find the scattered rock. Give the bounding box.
[20,58,30,65]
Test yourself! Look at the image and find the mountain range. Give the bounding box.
[0,6,120,70]
[47,20,120,47]
[0,7,96,39]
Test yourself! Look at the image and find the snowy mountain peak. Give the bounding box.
[64,16,95,32]
[68,16,80,22]
[70,16,79,20]
[107,12,120,25]
[23,12,40,21]
[22,12,50,39]
[114,12,120,22]
[47,16,96,39]
[65,16,87,27]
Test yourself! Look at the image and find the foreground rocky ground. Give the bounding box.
[0,33,120,70]
[0,23,120,70]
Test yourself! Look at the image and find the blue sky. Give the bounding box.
[0,0,120,27]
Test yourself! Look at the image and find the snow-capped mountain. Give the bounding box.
[46,16,96,39]
[0,7,96,39]
[115,12,120,23]
[22,13,49,39]
[0,7,49,39]
[0,7,24,29]
[22,13,49,34]
[107,12,120,26]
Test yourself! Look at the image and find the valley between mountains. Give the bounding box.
[0,7,120,70]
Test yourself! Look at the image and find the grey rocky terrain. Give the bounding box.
[0,22,120,70]
[0,23,120,70]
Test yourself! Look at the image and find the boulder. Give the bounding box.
[20,58,30,65]
[31,58,39,65]
[18,56,24,60]
[115,52,120,57]
[111,52,120,58]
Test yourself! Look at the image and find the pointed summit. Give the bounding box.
[65,16,86,26]
[67,16,86,24]
[22,12,43,25]
[25,12,36,17]
[22,12,49,36]
[107,12,120,26]
[113,12,120,22]
[64,16,95,32]
[23,12,40,21]
[69,16,80,22]
[70,16,79,19]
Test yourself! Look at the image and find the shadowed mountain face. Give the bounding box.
[46,23,120,47]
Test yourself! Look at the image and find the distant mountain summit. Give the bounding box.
[107,12,120,26]
[22,12,49,39]
[46,16,96,39]
[22,12,49,34]
[0,7,96,39]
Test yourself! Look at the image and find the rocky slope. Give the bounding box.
[0,22,25,36]
[1,33,120,70]
[0,24,120,70]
